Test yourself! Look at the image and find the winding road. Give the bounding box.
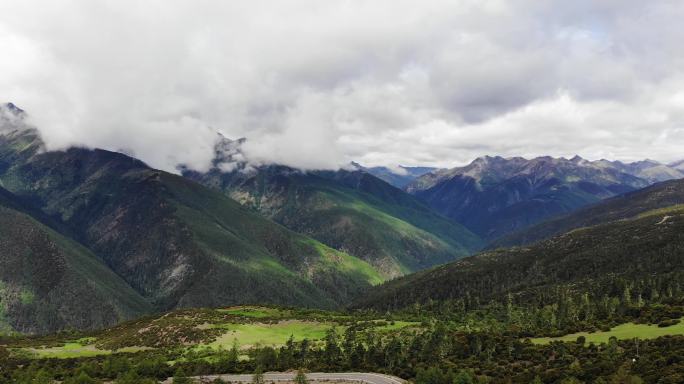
[162,372,406,384]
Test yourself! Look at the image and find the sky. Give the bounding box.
[1,0,683,172]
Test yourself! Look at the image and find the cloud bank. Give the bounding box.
[1,0,683,171]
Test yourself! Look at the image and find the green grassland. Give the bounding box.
[531,318,684,344]
[208,321,335,349]
[7,306,420,359]
[372,320,418,332]
[25,343,151,359]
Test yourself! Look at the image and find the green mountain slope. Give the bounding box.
[0,108,382,325]
[492,178,684,248]
[184,163,482,278]
[353,203,684,311]
[0,186,152,334]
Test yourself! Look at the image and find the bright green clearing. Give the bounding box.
[309,240,384,285]
[531,318,684,344]
[208,321,338,349]
[23,342,150,359]
[373,321,421,332]
[206,319,419,350]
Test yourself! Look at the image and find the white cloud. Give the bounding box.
[1,0,683,171]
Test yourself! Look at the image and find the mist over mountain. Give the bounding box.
[3,1,684,381]
[670,159,684,172]
[4,1,684,173]
[0,102,682,337]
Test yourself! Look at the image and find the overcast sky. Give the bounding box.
[1,1,683,172]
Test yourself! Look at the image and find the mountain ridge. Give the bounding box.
[491,177,684,248]
[404,154,679,240]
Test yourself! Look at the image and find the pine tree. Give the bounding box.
[63,371,98,384]
[453,370,475,384]
[294,369,308,384]
[172,368,192,384]
[252,366,265,384]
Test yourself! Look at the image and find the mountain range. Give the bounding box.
[492,177,684,248]
[670,159,684,172]
[404,155,682,240]
[2,102,684,336]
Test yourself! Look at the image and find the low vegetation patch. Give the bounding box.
[530,317,684,344]
[216,307,287,319]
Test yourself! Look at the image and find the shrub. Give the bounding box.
[657,318,681,328]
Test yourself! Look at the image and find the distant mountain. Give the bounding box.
[0,186,152,334]
[670,159,684,172]
[492,177,684,248]
[183,144,481,278]
[0,104,384,333]
[353,162,439,189]
[353,199,684,312]
[594,159,684,184]
[406,155,654,240]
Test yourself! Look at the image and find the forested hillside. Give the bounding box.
[184,145,481,278]
[354,203,684,335]
[0,186,152,333]
[494,178,684,248]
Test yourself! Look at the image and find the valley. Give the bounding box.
[183,144,482,278]
[4,1,684,382]
[2,103,684,383]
